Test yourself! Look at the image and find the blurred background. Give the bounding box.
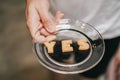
[1,0,119,80]
[0,0,54,80]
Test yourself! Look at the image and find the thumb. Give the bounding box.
[54,11,64,24]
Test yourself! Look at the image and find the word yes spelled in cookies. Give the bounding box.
[43,38,90,53]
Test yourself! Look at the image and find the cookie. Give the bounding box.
[77,38,90,50]
[62,40,73,53]
[43,41,56,53]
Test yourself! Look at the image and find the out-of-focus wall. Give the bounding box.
[0,0,52,80]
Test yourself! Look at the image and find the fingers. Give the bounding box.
[38,11,64,36]
[40,28,51,36]
[26,0,64,43]
[54,11,64,24]
[46,35,56,42]
[36,1,64,33]
[36,2,56,33]
[40,11,64,36]
[26,3,47,43]
[33,30,46,43]
[26,5,39,38]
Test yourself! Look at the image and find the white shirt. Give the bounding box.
[50,0,120,39]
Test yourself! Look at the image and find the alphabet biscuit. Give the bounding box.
[77,38,89,50]
[43,41,56,53]
[62,40,73,53]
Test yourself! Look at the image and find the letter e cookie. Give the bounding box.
[62,40,73,53]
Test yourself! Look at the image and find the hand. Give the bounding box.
[26,0,64,43]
